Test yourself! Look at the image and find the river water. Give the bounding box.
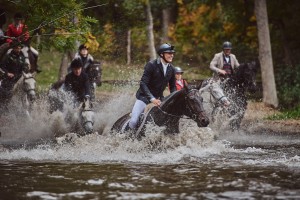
[0,93,300,199]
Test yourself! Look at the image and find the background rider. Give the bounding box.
[173,66,188,91]
[209,41,240,81]
[0,41,29,102]
[6,13,40,72]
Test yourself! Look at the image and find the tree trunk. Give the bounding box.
[127,29,131,65]
[254,0,278,108]
[145,0,156,60]
[58,52,69,81]
[161,8,171,43]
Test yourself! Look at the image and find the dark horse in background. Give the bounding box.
[202,61,258,130]
[111,85,210,139]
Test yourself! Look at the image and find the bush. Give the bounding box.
[275,64,300,109]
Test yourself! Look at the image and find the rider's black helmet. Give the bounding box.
[222,41,232,49]
[14,13,23,20]
[157,43,175,55]
[79,44,88,51]
[70,59,83,69]
[174,67,184,74]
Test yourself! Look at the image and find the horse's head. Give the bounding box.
[22,72,36,102]
[80,98,95,134]
[184,84,209,127]
[86,61,102,87]
[236,61,258,93]
[199,79,230,107]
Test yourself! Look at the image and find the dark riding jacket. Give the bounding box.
[0,51,29,88]
[64,71,91,102]
[136,58,176,104]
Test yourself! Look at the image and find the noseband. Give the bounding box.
[80,109,94,126]
[23,76,35,93]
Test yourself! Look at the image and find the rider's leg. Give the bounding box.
[21,46,30,69]
[29,46,42,73]
[129,99,146,129]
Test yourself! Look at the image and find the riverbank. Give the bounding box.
[241,101,300,135]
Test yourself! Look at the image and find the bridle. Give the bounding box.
[23,76,35,93]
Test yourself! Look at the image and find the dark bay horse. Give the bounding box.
[111,85,210,139]
[201,61,258,130]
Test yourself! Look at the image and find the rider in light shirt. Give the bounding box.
[209,41,240,81]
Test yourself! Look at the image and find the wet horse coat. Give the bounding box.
[111,85,209,138]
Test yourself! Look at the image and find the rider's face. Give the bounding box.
[175,73,183,80]
[223,48,231,56]
[72,67,82,76]
[162,52,174,63]
[80,49,88,57]
[13,46,22,54]
[14,19,22,25]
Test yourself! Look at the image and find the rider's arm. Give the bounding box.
[6,24,13,43]
[83,73,91,97]
[210,53,222,73]
[140,62,155,101]
[23,24,30,42]
[232,54,240,68]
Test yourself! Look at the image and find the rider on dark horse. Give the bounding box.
[0,41,29,103]
[64,59,91,106]
[5,13,41,73]
[127,43,177,131]
[210,41,240,82]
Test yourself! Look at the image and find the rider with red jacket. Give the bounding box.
[5,13,40,72]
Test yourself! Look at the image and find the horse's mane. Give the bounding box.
[160,88,188,109]
[12,74,24,92]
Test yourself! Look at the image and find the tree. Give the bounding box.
[145,0,156,60]
[254,0,278,107]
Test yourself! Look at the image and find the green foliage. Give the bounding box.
[267,105,300,120]
[275,64,300,109]
[6,0,97,52]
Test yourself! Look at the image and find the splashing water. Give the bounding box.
[0,85,220,163]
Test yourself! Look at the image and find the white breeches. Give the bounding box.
[129,99,146,129]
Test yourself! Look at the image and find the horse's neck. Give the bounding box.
[12,75,24,93]
[160,91,185,115]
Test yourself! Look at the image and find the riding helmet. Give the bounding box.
[70,59,83,69]
[222,41,232,49]
[79,44,88,51]
[157,43,175,55]
[174,67,184,74]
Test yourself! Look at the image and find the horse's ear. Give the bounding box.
[196,81,202,90]
[183,79,188,90]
